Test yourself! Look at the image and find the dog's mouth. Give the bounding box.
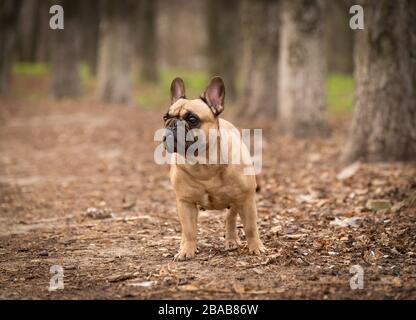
[163,119,197,155]
[162,130,188,154]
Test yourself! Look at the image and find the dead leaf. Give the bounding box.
[363,249,382,265]
[270,225,282,234]
[296,194,317,204]
[86,207,114,219]
[252,268,264,275]
[179,284,199,291]
[337,162,360,180]
[129,280,156,288]
[366,199,391,211]
[391,201,405,212]
[330,217,363,228]
[381,276,402,287]
[283,234,306,240]
[108,274,136,283]
[232,282,245,294]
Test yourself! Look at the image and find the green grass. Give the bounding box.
[11,63,353,115]
[139,70,354,115]
[326,73,354,116]
[13,62,93,83]
[136,68,210,109]
[79,63,95,93]
[12,63,49,76]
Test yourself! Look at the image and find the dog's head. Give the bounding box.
[163,77,225,155]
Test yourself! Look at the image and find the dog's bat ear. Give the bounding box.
[201,76,225,116]
[170,77,186,104]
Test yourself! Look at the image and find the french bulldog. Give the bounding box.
[163,76,266,261]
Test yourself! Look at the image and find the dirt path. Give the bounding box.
[0,99,415,299]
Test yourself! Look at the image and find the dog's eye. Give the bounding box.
[163,113,169,121]
[187,115,199,125]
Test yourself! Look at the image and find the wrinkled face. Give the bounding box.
[163,99,218,154]
[163,77,225,156]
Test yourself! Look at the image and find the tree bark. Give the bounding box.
[206,0,240,101]
[96,0,136,104]
[158,0,206,69]
[50,0,83,99]
[342,0,416,163]
[137,0,159,83]
[238,0,280,120]
[16,0,38,62]
[0,0,21,95]
[278,0,329,138]
[80,0,100,76]
[34,0,52,63]
[325,0,353,74]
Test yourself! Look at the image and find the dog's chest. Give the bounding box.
[198,191,229,210]
[173,164,250,210]
[194,178,241,210]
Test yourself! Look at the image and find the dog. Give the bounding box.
[163,76,266,261]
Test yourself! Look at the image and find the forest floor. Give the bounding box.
[0,95,415,299]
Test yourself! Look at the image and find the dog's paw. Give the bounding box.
[225,238,240,251]
[248,241,267,255]
[173,243,197,261]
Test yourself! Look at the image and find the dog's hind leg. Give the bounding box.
[225,207,241,251]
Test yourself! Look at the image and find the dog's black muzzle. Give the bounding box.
[163,119,191,154]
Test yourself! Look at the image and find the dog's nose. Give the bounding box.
[167,119,178,131]
[163,129,175,153]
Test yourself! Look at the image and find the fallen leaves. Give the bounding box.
[107,273,136,283]
[337,162,360,180]
[232,282,245,294]
[366,199,391,211]
[85,207,114,219]
[128,280,157,288]
[2,100,416,300]
[363,249,383,265]
[282,234,307,240]
[178,284,199,292]
[380,277,402,288]
[330,217,363,228]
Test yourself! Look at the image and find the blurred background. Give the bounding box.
[2,0,354,118]
[0,0,415,300]
[2,0,414,161]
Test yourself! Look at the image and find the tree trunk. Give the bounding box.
[325,0,353,74]
[158,0,206,69]
[342,0,416,163]
[50,0,83,99]
[16,0,38,62]
[34,0,52,63]
[16,0,51,63]
[206,0,240,101]
[137,0,159,83]
[0,0,21,95]
[238,0,280,120]
[278,0,329,138]
[96,0,135,104]
[80,0,100,75]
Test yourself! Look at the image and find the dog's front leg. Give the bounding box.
[238,196,266,255]
[174,199,198,261]
[225,207,241,250]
